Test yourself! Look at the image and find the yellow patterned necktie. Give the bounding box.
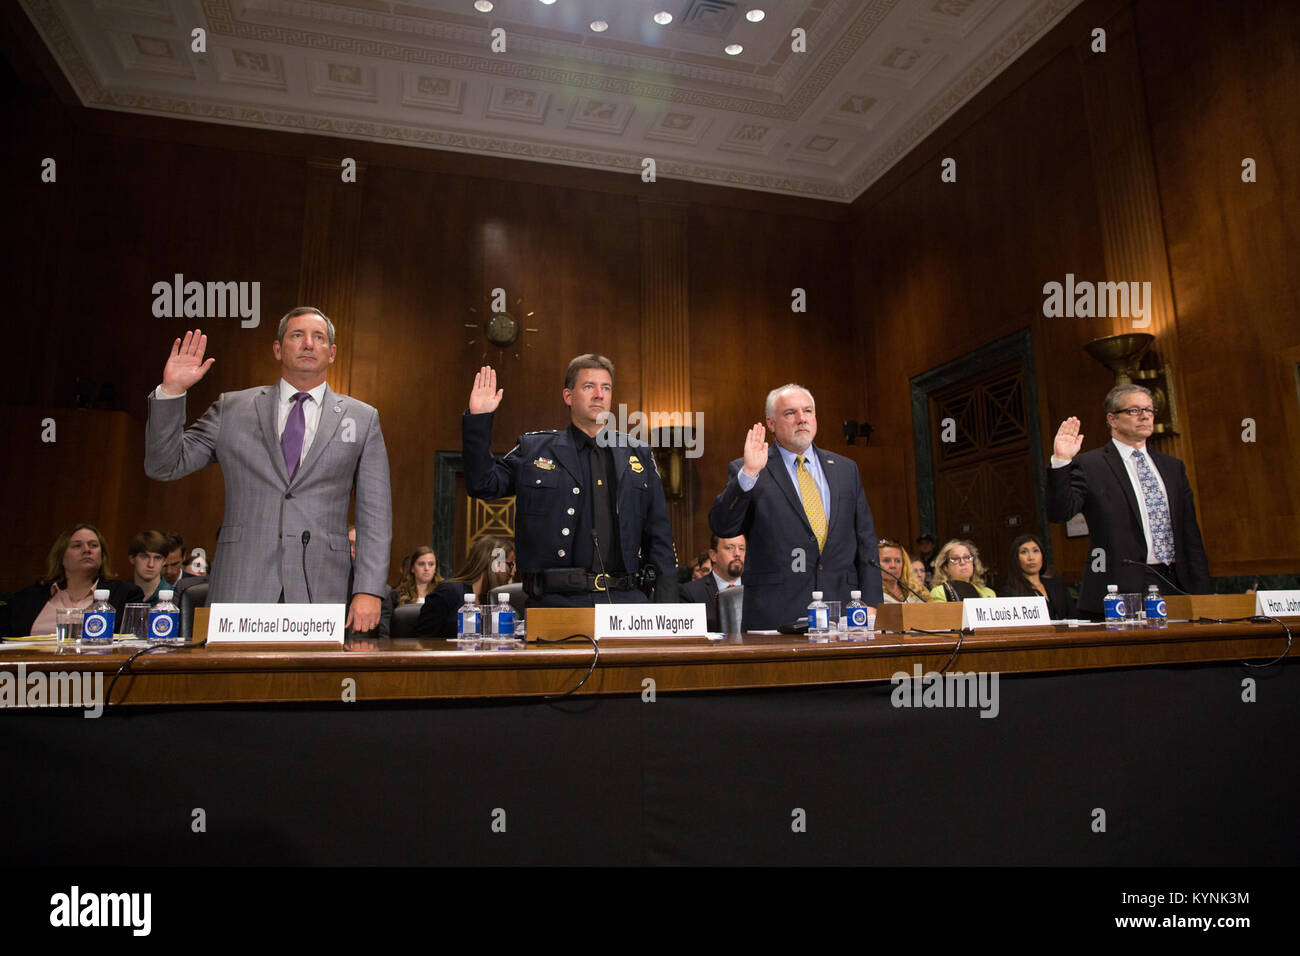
[796,455,828,551]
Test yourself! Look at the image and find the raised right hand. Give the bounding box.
[160,329,215,396]
[469,365,503,415]
[741,423,768,477]
[1053,416,1084,460]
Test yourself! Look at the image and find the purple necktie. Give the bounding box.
[281,391,310,480]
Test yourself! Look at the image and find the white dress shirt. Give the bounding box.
[711,570,742,591]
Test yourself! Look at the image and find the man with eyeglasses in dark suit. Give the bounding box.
[1048,384,1211,616]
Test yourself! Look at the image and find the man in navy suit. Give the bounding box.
[1047,384,1211,616]
[680,534,746,632]
[709,384,882,631]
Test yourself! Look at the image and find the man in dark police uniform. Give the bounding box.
[461,355,678,607]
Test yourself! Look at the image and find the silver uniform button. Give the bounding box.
[535,479,541,484]
[557,549,566,557]
[561,528,570,536]
[572,487,580,495]
[567,507,575,515]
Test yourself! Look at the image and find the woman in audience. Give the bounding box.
[413,535,513,638]
[1001,533,1073,619]
[911,558,931,589]
[2,524,143,636]
[929,538,996,601]
[878,539,928,603]
[392,546,442,606]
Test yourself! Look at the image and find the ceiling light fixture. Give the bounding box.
[474,0,493,11]
[746,9,765,22]
[538,0,557,5]
[725,43,743,55]
[653,11,673,25]
[590,20,609,32]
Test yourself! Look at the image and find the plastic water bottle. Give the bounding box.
[1103,584,1125,630]
[845,590,871,639]
[492,593,515,640]
[807,590,829,638]
[1144,584,1167,629]
[82,589,116,645]
[148,590,182,644]
[457,593,481,641]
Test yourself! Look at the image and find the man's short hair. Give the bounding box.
[564,354,615,390]
[163,531,184,555]
[277,307,336,346]
[1104,383,1154,415]
[764,384,816,421]
[128,529,171,558]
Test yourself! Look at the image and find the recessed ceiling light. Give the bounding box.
[538,0,557,5]
[653,11,673,25]
[746,9,765,22]
[725,43,743,55]
[590,20,608,32]
[474,0,493,11]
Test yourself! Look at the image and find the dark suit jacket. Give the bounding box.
[414,581,475,639]
[709,444,882,631]
[1047,441,1211,614]
[681,574,722,632]
[2,578,143,637]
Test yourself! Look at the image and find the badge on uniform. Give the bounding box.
[629,454,645,474]
[534,457,556,471]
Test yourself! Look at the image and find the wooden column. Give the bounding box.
[639,199,692,565]
[297,158,365,395]
[1075,4,1196,489]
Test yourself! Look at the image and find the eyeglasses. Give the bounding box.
[1114,406,1157,418]
[947,555,974,565]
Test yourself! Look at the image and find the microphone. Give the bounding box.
[868,557,928,602]
[301,530,314,604]
[1121,558,1188,595]
[591,530,614,605]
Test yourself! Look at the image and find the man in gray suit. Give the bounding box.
[144,308,392,631]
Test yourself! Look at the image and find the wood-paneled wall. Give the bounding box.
[849,0,1299,579]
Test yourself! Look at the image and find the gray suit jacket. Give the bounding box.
[144,384,392,605]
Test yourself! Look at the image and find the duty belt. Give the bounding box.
[525,568,638,596]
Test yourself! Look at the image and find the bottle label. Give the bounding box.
[1145,597,1166,618]
[1105,596,1125,617]
[847,607,870,629]
[82,611,114,642]
[458,610,479,636]
[809,607,828,630]
[149,611,180,640]
[494,610,515,635]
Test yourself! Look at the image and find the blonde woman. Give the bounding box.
[929,538,996,601]
[877,539,928,603]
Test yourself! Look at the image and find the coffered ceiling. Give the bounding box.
[21,0,1082,201]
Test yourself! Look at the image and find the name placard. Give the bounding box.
[594,604,707,639]
[1255,590,1300,618]
[961,596,1052,630]
[207,603,346,644]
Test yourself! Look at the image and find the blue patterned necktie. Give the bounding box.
[281,392,310,480]
[1132,450,1174,563]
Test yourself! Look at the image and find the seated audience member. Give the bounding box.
[915,534,938,579]
[680,534,746,631]
[128,529,172,604]
[691,552,712,581]
[161,532,187,588]
[878,539,928,603]
[183,550,208,576]
[1001,533,1073,620]
[392,546,443,606]
[911,558,931,589]
[2,524,143,636]
[929,539,997,601]
[414,535,513,638]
